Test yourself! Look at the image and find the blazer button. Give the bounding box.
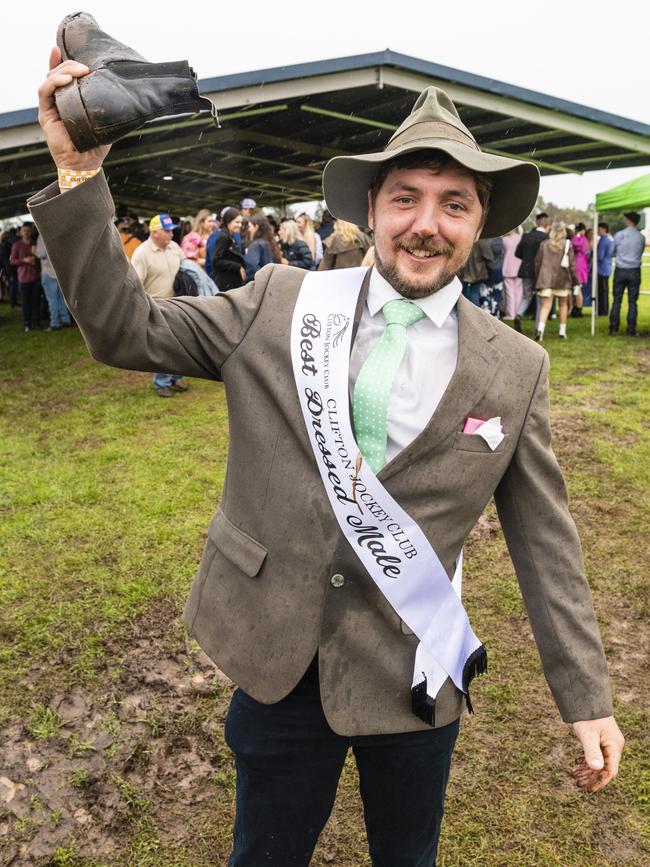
[330,573,345,588]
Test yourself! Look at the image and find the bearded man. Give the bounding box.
[31,47,623,866]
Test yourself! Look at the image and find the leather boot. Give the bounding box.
[55,12,217,152]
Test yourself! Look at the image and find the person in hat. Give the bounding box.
[240,197,257,218]
[130,214,189,396]
[609,211,645,336]
[32,51,623,865]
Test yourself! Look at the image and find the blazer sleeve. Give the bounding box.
[28,171,270,381]
[494,354,613,723]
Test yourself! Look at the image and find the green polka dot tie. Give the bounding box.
[353,299,426,474]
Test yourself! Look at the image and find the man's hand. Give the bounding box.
[571,716,624,792]
[38,47,111,171]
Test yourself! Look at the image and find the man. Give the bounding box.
[9,224,41,333]
[514,211,549,331]
[35,233,72,330]
[131,214,189,397]
[596,222,614,317]
[316,208,335,243]
[609,211,645,336]
[239,197,257,219]
[460,237,495,309]
[33,51,623,865]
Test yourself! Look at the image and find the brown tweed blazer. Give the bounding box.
[29,172,613,735]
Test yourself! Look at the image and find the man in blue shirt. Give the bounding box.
[609,212,646,336]
[596,222,614,316]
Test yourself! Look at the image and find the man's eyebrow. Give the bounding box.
[441,187,478,201]
[385,181,420,194]
[384,181,478,200]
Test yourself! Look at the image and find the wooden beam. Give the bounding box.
[171,160,319,198]
[300,104,397,131]
[229,128,349,161]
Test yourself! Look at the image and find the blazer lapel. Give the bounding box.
[379,296,503,483]
[349,268,372,439]
[351,267,372,346]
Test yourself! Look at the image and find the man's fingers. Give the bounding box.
[49,46,62,71]
[47,59,90,79]
[602,739,622,780]
[39,59,90,108]
[38,74,71,106]
[579,730,604,771]
[571,718,625,793]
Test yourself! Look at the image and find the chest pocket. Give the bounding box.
[451,430,508,454]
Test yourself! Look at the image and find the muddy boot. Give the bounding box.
[55,12,217,151]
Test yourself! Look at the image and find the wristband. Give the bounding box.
[58,167,101,192]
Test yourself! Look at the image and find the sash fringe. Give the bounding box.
[411,676,436,727]
[461,644,488,714]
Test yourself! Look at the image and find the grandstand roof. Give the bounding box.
[1,49,649,218]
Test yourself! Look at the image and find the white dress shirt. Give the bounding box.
[349,267,461,465]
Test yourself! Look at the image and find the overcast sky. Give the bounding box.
[4,0,650,209]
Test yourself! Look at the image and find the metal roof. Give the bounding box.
[1,49,649,219]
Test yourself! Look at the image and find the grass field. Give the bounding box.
[0,285,649,866]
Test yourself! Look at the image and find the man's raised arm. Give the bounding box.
[28,48,267,381]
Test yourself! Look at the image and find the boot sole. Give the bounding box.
[55,13,102,151]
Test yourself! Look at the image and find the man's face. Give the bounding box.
[20,226,33,243]
[368,164,484,298]
[151,229,173,249]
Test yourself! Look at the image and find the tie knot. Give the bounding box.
[382,299,426,329]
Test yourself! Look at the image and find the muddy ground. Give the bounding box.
[1,400,648,866]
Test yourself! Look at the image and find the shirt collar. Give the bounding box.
[367,266,462,328]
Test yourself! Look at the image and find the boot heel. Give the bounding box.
[55,81,99,152]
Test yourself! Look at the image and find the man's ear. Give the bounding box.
[367,190,374,231]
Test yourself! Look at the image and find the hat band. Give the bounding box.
[387,121,479,153]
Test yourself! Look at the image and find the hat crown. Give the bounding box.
[387,86,477,150]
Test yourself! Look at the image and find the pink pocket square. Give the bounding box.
[463,416,505,450]
[463,416,487,434]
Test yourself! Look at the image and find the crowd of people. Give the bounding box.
[0,201,645,364]
[456,210,646,340]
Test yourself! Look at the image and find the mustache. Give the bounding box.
[393,236,455,257]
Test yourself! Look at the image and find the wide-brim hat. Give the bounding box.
[322,87,540,239]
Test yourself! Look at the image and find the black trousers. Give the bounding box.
[19,280,42,329]
[224,659,459,866]
[609,267,641,333]
[597,275,610,316]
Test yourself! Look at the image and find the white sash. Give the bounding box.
[290,267,487,725]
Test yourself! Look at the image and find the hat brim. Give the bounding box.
[322,139,540,239]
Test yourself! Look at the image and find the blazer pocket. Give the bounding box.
[208,509,268,577]
[452,430,507,454]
